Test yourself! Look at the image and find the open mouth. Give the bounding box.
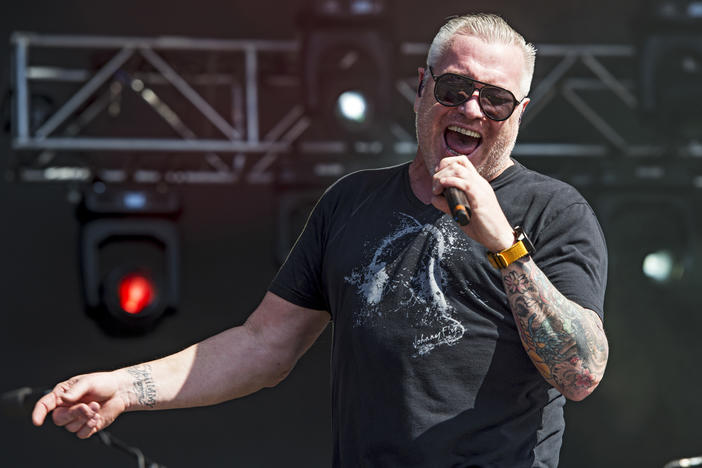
[444,125,481,156]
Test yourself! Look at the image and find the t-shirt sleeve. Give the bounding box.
[268,190,330,312]
[532,201,608,319]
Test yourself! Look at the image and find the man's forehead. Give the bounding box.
[433,34,525,90]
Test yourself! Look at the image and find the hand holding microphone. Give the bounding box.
[433,156,517,253]
[432,156,476,227]
[444,187,471,226]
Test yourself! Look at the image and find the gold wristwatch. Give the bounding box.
[487,226,535,269]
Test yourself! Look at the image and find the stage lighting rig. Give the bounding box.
[602,193,695,290]
[298,0,393,142]
[639,0,702,139]
[78,183,180,336]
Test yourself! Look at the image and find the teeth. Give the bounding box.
[448,125,480,139]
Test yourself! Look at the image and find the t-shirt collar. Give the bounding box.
[490,159,523,190]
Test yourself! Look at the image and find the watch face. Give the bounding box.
[514,226,536,256]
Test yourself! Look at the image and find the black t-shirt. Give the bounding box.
[269,161,607,468]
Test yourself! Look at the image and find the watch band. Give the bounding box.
[487,226,535,269]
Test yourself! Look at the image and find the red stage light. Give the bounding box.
[118,273,155,314]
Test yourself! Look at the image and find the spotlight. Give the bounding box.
[603,195,695,291]
[336,90,369,126]
[118,272,157,315]
[99,264,168,330]
[298,1,393,141]
[79,184,180,335]
[642,249,684,283]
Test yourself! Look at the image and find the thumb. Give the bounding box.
[32,376,87,426]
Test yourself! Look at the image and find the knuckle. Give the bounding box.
[78,403,94,418]
[51,383,66,395]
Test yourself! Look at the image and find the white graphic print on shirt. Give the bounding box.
[345,213,476,357]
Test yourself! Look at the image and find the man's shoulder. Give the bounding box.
[325,161,409,197]
[505,161,588,205]
[335,162,408,185]
[498,161,600,233]
[310,161,410,220]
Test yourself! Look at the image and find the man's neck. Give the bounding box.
[408,156,434,205]
[408,153,514,205]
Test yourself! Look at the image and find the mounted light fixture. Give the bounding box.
[298,0,393,141]
[79,183,180,335]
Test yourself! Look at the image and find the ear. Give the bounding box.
[518,98,530,124]
[414,67,426,113]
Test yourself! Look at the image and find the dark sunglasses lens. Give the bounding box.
[480,87,516,120]
[435,74,473,106]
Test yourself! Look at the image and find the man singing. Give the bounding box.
[33,13,608,467]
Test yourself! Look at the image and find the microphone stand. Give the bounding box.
[2,387,167,468]
[96,430,166,468]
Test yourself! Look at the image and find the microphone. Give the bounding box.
[444,187,471,226]
[1,387,48,418]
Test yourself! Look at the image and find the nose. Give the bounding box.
[457,89,482,119]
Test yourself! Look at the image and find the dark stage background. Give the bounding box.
[2,1,702,467]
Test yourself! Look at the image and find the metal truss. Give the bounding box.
[400,42,699,159]
[10,33,305,184]
[9,32,698,186]
[520,44,663,157]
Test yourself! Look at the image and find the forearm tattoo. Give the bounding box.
[502,259,608,399]
[127,364,157,408]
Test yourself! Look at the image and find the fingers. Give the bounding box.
[76,420,100,440]
[432,171,473,198]
[432,156,479,196]
[31,391,57,426]
[31,376,92,425]
[32,373,124,439]
[431,158,473,216]
[434,155,478,175]
[52,401,97,426]
[32,377,79,426]
[53,401,103,439]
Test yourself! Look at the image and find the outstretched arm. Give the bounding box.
[32,292,330,438]
[502,257,608,401]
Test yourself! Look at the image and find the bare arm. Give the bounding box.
[135,292,329,409]
[502,257,608,401]
[430,155,609,401]
[32,292,329,438]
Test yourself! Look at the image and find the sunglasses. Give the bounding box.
[429,66,521,122]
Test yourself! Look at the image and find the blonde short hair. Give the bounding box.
[426,13,536,98]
